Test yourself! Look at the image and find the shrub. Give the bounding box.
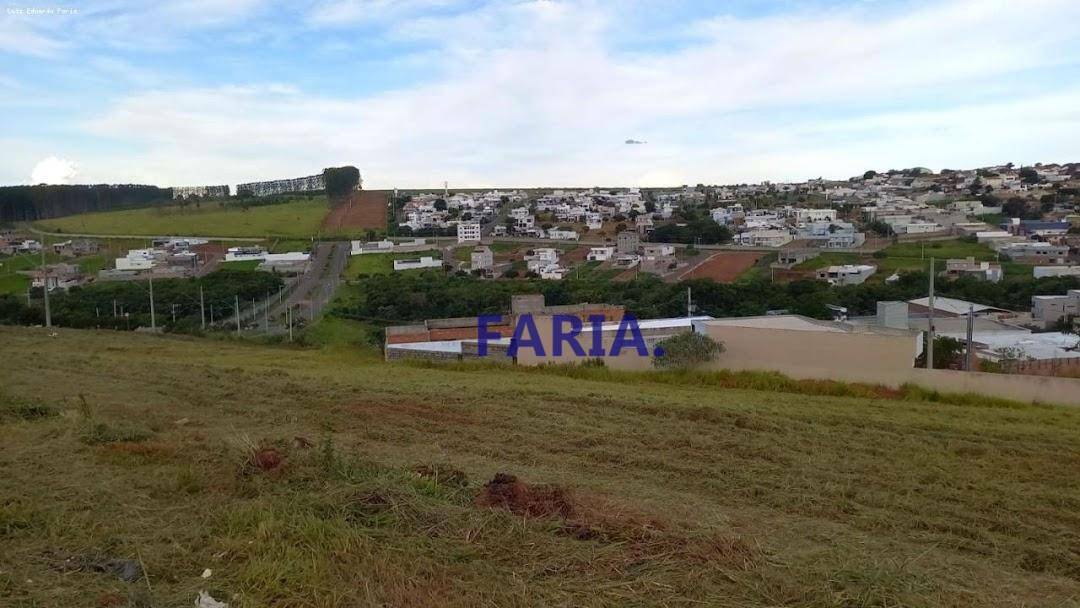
[652,332,724,370]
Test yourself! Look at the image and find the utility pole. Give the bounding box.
[40,242,51,328]
[926,257,935,369]
[199,285,206,330]
[113,299,117,318]
[287,305,293,342]
[171,303,177,324]
[686,286,693,317]
[234,295,240,336]
[965,304,975,371]
[148,274,156,331]
[263,291,269,333]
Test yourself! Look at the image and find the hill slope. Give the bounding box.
[1,326,1079,607]
[36,197,328,238]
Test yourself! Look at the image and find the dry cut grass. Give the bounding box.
[1,325,1079,607]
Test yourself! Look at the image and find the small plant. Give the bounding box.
[320,432,337,476]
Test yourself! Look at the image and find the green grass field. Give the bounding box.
[344,250,441,277]
[2,326,1079,606]
[38,197,329,238]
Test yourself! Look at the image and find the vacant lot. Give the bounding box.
[344,250,441,277]
[322,191,388,234]
[793,239,1033,279]
[680,251,764,282]
[39,197,329,238]
[2,326,1079,607]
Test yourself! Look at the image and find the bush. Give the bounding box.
[652,332,724,370]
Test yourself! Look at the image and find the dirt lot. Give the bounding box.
[322,190,388,232]
[678,251,764,282]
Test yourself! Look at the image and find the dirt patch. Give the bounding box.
[475,473,575,519]
[322,190,388,232]
[253,448,282,471]
[679,251,764,283]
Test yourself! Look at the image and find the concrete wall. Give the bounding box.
[697,323,1080,406]
[700,324,919,379]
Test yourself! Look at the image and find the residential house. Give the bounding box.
[587,246,615,262]
[944,257,1003,282]
[734,229,793,248]
[997,242,1070,265]
[1032,290,1080,329]
[817,264,876,286]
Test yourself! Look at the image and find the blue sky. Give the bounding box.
[2,0,1079,188]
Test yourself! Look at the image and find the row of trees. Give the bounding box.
[0,268,283,332]
[330,270,1080,328]
[0,184,171,222]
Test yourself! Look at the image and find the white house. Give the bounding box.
[547,228,579,241]
[734,229,793,248]
[525,248,560,272]
[817,264,876,286]
[794,208,838,224]
[587,246,615,262]
[115,249,160,271]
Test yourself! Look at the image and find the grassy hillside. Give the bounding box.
[2,326,1079,607]
[37,197,329,238]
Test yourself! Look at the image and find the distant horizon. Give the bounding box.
[4,0,1079,188]
[4,158,1074,192]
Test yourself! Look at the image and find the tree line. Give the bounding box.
[330,271,1080,326]
[0,268,283,332]
[0,184,171,223]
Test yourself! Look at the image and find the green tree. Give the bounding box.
[323,166,361,196]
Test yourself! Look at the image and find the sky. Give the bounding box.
[2,0,1079,189]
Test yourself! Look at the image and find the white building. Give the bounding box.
[546,228,579,241]
[587,246,615,262]
[817,264,876,286]
[1032,290,1080,329]
[794,208,838,224]
[115,249,160,271]
[734,229,793,248]
[525,248,560,272]
[394,256,443,271]
[457,222,481,244]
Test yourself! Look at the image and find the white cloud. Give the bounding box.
[28,0,1080,186]
[31,156,80,184]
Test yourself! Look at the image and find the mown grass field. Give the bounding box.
[2,326,1079,607]
[37,197,329,238]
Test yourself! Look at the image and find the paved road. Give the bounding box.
[269,241,349,324]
